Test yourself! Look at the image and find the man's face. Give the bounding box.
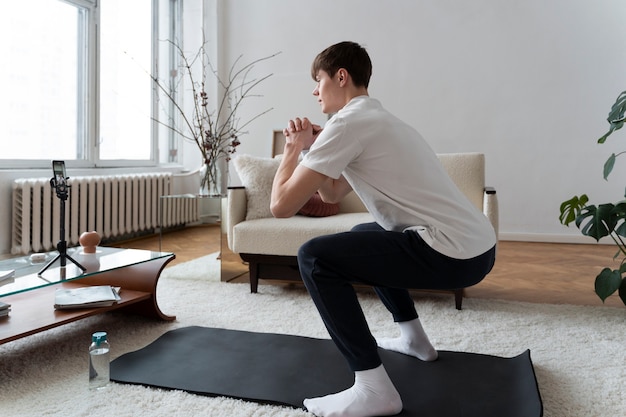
[313,70,342,114]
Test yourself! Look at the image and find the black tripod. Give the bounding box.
[38,176,85,276]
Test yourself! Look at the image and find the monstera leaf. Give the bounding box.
[595,262,626,303]
[598,91,626,145]
[572,196,626,241]
[595,268,623,302]
[613,200,626,237]
[575,203,618,241]
[620,279,626,305]
[559,194,589,226]
[599,91,626,180]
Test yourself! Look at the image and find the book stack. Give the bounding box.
[0,269,15,287]
[54,285,121,310]
[0,301,10,318]
[1,270,16,318]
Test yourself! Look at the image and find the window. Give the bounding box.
[0,0,84,164]
[0,0,171,169]
[99,0,153,163]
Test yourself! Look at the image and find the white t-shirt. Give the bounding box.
[302,96,496,260]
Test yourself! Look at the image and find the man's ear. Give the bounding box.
[337,68,348,84]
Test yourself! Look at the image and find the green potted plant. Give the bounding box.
[559,90,626,306]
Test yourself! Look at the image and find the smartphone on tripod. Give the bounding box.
[39,160,85,276]
[52,160,68,199]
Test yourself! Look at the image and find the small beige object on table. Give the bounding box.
[79,231,101,254]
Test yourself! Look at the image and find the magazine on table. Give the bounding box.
[0,300,10,317]
[54,285,121,309]
[0,269,15,282]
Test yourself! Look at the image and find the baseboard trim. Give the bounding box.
[499,232,614,245]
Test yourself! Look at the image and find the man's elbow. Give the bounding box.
[270,200,295,218]
[319,194,342,205]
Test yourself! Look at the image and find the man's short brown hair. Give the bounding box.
[311,41,372,88]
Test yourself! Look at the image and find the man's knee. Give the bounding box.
[298,237,318,262]
[350,222,383,232]
[298,237,323,278]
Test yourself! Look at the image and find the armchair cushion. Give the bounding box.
[232,212,374,256]
[233,154,342,220]
[232,155,279,220]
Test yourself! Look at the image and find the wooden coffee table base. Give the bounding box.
[0,254,175,345]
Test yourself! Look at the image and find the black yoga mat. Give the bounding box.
[111,326,542,417]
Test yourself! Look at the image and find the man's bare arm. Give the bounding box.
[318,175,353,204]
[271,117,327,218]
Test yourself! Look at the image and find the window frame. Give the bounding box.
[0,0,173,170]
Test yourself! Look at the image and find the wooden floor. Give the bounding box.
[110,225,222,266]
[112,224,625,308]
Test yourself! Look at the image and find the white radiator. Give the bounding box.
[11,173,199,255]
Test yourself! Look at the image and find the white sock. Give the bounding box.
[303,364,402,417]
[376,318,438,361]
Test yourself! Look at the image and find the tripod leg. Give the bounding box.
[38,253,61,276]
[64,253,86,272]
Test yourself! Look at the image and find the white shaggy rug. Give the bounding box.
[0,253,625,417]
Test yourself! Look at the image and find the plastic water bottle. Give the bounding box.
[89,331,110,390]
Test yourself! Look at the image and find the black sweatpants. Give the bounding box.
[297,222,496,371]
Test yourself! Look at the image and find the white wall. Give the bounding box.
[1,0,624,254]
[216,0,626,243]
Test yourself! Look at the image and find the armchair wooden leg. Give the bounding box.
[454,289,464,310]
[249,261,259,293]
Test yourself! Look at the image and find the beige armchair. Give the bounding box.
[227,152,498,309]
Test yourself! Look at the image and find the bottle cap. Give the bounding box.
[92,331,107,344]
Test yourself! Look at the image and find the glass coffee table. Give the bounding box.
[0,247,175,345]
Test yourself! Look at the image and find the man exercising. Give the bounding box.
[271,41,496,417]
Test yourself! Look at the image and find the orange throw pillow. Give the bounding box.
[298,192,340,217]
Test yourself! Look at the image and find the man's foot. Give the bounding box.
[376,318,438,361]
[303,365,402,417]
